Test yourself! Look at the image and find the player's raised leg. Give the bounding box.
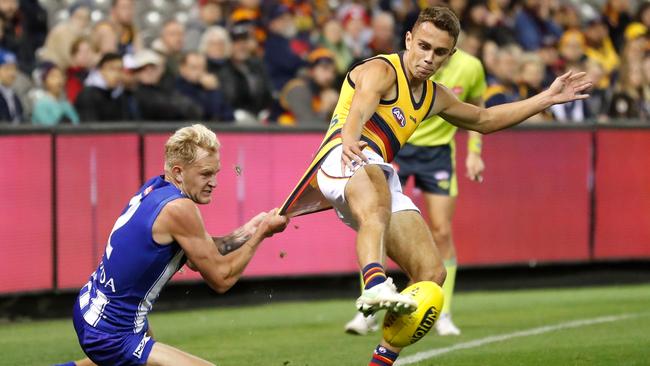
[345,165,417,316]
[424,192,461,335]
[145,342,215,366]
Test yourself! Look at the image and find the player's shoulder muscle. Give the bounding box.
[350,58,396,94]
[158,198,205,238]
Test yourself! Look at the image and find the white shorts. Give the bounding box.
[316,145,419,230]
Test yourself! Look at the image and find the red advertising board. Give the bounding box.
[594,130,650,258]
[56,134,141,289]
[2,128,649,295]
[447,130,592,265]
[0,135,52,293]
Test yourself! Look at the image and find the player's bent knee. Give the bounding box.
[415,266,446,287]
[431,223,452,245]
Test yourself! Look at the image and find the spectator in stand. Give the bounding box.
[199,26,230,75]
[0,0,48,73]
[584,59,611,122]
[584,14,620,90]
[514,0,562,51]
[621,23,648,66]
[458,28,483,57]
[518,53,546,99]
[96,0,141,55]
[608,60,647,120]
[638,2,650,30]
[554,2,582,31]
[559,30,587,72]
[66,37,97,104]
[603,0,634,53]
[231,0,267,45]
[276,48,339,126]
[484,45,521,107]
[463,0,516,46]
[176,51,234,122]
[264,4,307,91]
[75,52,131,122]
[0,49,22,123]
[185,0,225,51]
[518,52,553,122]
[319,18,353,79]
[32,63,79,126]
[152,19,186,90]
[40,1,92,69]
[90,16,119,56]
[218,25,273,122]
[369,12,397,55]
[641,52,650,119]
[129,49,201,121]
[339,4,372,61]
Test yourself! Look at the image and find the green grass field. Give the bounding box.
[2,283,649,366]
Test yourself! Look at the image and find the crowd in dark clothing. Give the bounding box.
[0,0,648,126]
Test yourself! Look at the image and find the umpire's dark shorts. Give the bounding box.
[393,143,457,197]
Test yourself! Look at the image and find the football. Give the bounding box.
[382,281,444,347]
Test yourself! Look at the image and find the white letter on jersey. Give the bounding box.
[106,193,143,260]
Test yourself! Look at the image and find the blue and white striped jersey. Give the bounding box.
[77,175,187,333]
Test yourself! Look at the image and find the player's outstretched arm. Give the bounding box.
[158,200,288,293]
[341,60,396,171]
[212,212,268,255]
[436,71,592,133]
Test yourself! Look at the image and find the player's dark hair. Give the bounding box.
[413,7,460,45]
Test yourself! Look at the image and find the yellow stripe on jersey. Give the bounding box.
[407,49,487,147]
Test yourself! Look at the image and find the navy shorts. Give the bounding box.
[73,303,155,366]
[394,143,457,196]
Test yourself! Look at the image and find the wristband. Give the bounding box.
[468,136,482,154]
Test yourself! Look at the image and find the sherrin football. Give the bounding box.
[382,281,444,348]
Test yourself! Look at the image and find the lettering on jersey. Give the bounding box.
[98,262,117,293]
[392,107,406,127]
[409,115,417,124]
[133,335,152,359]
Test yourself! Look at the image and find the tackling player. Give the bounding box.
[57,124,288,366]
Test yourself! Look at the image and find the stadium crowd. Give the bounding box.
[0,0,648,125]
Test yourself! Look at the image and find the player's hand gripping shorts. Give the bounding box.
[316,145,419,230]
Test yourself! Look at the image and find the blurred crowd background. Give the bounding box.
[0,0,648,126]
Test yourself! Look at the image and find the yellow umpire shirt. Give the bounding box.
[406,49,486,147]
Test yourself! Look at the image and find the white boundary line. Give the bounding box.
[396,313,639,365]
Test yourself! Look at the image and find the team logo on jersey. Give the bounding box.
[452,86,464,96]
[133,335,151,359]
[392,107,406,127]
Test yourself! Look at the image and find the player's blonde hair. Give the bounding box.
[164,124,220,171]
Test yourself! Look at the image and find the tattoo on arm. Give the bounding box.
[214,227,253,255]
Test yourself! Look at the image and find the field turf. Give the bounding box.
[2,283,648,366]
